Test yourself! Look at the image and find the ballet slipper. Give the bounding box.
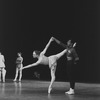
[13,79,17,82]
[18,79,21,82]
[48,87,52,94]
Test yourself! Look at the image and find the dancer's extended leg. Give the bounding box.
[55,49,67,59]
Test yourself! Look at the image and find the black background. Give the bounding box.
[0,0,100,83]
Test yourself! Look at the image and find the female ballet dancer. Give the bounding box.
[21,37,67,94]
[0,52,6,82]
[13,52,23,82]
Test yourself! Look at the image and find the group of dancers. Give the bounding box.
[0,37,79,95]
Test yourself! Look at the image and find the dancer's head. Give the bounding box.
[33,50,41,58]
[67,40,73,48]
[17,52,21,56]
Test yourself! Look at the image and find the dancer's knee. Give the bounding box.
[2,69,6,75]
[19,70,22,74]
[52,75,56,81]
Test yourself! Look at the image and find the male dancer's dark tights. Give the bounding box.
[67,59,75,89]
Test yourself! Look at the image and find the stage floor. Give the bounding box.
[0,79,100,100]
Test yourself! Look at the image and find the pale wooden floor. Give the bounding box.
[0,79,100,100]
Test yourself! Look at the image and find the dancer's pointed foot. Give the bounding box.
[2,80,5,83]
[13,79,17,82]
[48,87,52,94]
[18,79,21,82]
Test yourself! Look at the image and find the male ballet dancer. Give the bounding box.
[13,52,23,82]
[21,37,67,94]
[0,52,6,82]
[53,37,79,95]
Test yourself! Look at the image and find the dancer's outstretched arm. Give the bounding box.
[22,60,41,70]
[53,37,76,48]
[41,37,53,55]
[52,37,67,48]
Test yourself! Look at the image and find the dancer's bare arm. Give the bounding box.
[2,56,5,62]
[41,37,53,55]
[22,60,41,70]
[21,57,23,63]
[52,37,67,48]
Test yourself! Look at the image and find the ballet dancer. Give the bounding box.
[13,52,23,82]
[21,37,67,94]
[53,37,79,95]
[0,52,6,82]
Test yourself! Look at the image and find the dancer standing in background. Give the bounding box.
[13,52,23,82]
[0,52,6,82]
[53,37,79,95]
[21,37,67,94]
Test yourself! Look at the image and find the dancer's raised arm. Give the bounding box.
[41,37,54,55]
[52,37,67,48]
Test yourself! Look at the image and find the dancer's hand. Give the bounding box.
[53,37,60,44]
[73,42,76,47]
[50,37,54,41]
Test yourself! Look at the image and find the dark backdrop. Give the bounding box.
[0,0,100,83]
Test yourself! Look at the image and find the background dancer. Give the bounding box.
[53,37,79,95]
[21,37,67,94]
[13,52,23,82]
[0,52,6,82]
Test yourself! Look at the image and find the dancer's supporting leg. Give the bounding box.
[48,49,67,94]
[48,63,57,94]
[19,64,23,81]
[13,68,18,81]
[2,68,6,82]
[0,69,1,82]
